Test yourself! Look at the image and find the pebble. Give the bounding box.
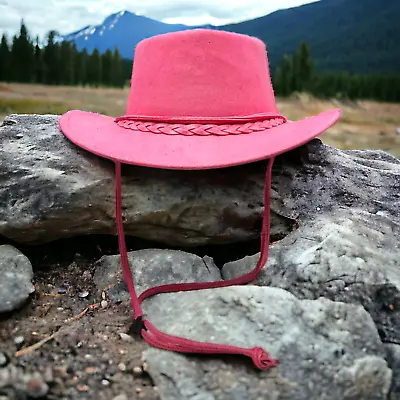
[82,270,92,280]
[57,288,67,295]
[101,379,110,386]
[101,300,108,308]
[26,375,49,398]
[119,333,133,342]
[78,290,89,298]
[0,352,7,367]
[112,395,128,400]
[133,366,143,377]
[14,336,25,348]
[118,363,127,372]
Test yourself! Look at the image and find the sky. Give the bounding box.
[1,0,318,40]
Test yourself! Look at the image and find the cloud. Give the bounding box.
[0,0,318,40]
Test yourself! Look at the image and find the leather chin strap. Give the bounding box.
[114,159,278,370]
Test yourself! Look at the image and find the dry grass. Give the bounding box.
[1,82,400,157]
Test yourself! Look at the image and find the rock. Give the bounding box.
[0,353,7,368]
[222,208,400,346]
[0,114,294,246]
[0,365,48,399]
[0,245,34,313]
[3,115,400,247]
[93,249,221,301]
[386,344,400,396]
[142,286,392,400]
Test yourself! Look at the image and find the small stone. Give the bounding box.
[101,300,108,308]
[101,379,110,386]
[102,291,107,300]
[112,395,128,400]
[14,335,25,348]
[57,307,64,311]
[57,288,67,295]
[119,333,133,342]
[118,363,126,372]
[26,375,49,398]
[133,366,142,377]
[0,352,7,367]
[82,270,92,280]
[78,290,89,298]
[85,367,98,374]
[76,384,89,391]
[43,367,53,383]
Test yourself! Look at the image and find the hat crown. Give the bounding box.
[126,29,279,120]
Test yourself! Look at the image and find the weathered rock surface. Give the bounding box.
[386,344,400,396]
[2,114,400,247]
[0,114,294,246]
[142,287,392,400]
[0,245,34,313]
[91,247,396,399]
[223,208,400,345]
[93,249,221,301]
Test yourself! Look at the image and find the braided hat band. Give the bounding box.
[114,116,287,136]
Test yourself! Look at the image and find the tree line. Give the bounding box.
[1,20,399,103]
[0,21,125,87]
[272,41,400,103]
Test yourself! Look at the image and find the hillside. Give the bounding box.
[63,0,400,74]
[63,11,191,59]
[218,0,400,74]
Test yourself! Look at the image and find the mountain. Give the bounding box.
[63,11,191,59]
[63,0,400,74]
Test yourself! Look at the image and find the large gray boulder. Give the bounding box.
[1,113,399,247]
[142,287,392,400]
[0,114,293,246]
[93,247,396,400]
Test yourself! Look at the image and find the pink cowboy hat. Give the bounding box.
[60,29,340,169]
[59,29,341,370]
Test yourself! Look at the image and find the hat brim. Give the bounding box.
[59,109,341,170]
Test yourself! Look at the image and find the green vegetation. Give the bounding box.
[221,0,400,75]
[0,21,125,88]
[272,41,400,103]
[1,17,400,103]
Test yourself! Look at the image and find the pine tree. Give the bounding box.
[76,49,88,86]
[10,20,35,82]
[0,34,10,82]
[43,30,61,84]
[101,49,113,86]
[33,36,45,83]
[111,48,124,88]
[59,41,75,85]
[87,48,102,86]
[296,41,314,91]
[279,55,294,96]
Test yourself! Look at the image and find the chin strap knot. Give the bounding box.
[250,347,279,370]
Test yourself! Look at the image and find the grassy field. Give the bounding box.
[1,82,400,157]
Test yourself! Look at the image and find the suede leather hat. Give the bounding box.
[59,29,341,370]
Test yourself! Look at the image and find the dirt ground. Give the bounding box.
[0,236,161,400]
[0,233,257,400]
